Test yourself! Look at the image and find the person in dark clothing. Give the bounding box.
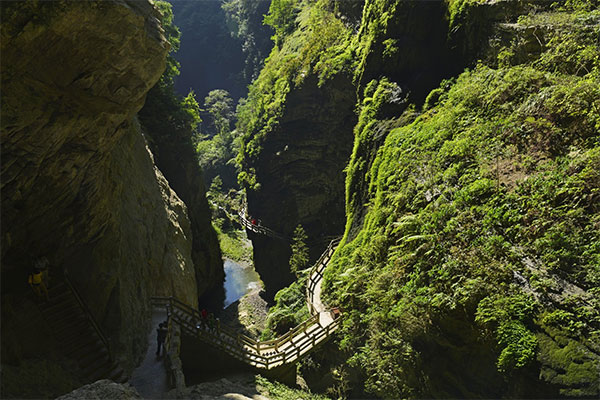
[156,322,168,357]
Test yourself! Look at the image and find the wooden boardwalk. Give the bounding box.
[151,239,341,370]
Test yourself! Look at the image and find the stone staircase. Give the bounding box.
[39,276,127,383]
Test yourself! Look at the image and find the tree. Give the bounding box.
[289,225,309,276]
[263,0,298,47]
[203,89,235,138]
[222,0,274,81]
[154,1,181,88]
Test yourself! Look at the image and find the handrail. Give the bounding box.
[210,199,334,245]
[306,237,341,315]
[237,209,289,240]
[151,295,339,369]
[63,269,112,360]
[149,233,343,370]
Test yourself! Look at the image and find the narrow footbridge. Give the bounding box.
[210,200,338,244]
[151,238,342,370]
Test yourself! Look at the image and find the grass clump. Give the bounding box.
[256,375,329,400]
[213,223,252,264]
[261,271,309,340]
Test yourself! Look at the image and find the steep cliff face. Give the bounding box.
[1,0,209,390]
[242,0,599,397]
[237,0,488,297]
[245,73,356,297]
[140,116,224,296]
[238,1,358,297]
[323,2,600,398]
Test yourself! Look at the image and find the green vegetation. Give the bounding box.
[263,0,299,47]
[261,271,309,340]
[289,225,309,276]
[236,0,598,397]
[237,0,353,188]
[256,375,329,400]
[195,89,242,189]
[139,1,202,160]
[321,5,600,398]
[222,0,273,82]
[213,223,252,264]
[207,181,250,263]
[475,294,538,372]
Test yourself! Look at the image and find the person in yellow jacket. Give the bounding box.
[28,267,49,301]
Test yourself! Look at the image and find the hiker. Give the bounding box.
[28,266,49,302]
[200,308,208,328]
[34,257,50,289]
[207,313,216,331]
[156,321,168,357]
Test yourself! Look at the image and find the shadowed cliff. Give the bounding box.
[1,1,221,397]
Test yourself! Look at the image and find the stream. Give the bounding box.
[222,259,261,308]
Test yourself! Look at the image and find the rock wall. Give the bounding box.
[246,73,356,298]
[0,0,210,383]
[56,380,142,400]
[140,112,224,298]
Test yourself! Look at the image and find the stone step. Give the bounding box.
[41,293,76,312]
[54,319,90,339]
[59,322,99,343]
[47,307,86,326]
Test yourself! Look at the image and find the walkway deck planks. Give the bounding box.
[151,238,342,370]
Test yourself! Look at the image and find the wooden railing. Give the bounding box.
[306,237,341,315]
[151,296,340,370]
[150,236,343,370]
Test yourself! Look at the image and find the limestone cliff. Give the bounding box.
[139,99,224,297]
[0,0,214,392]
[238,3,358,298]
[245,73,356,298]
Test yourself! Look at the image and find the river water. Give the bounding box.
[222,259,261,308]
